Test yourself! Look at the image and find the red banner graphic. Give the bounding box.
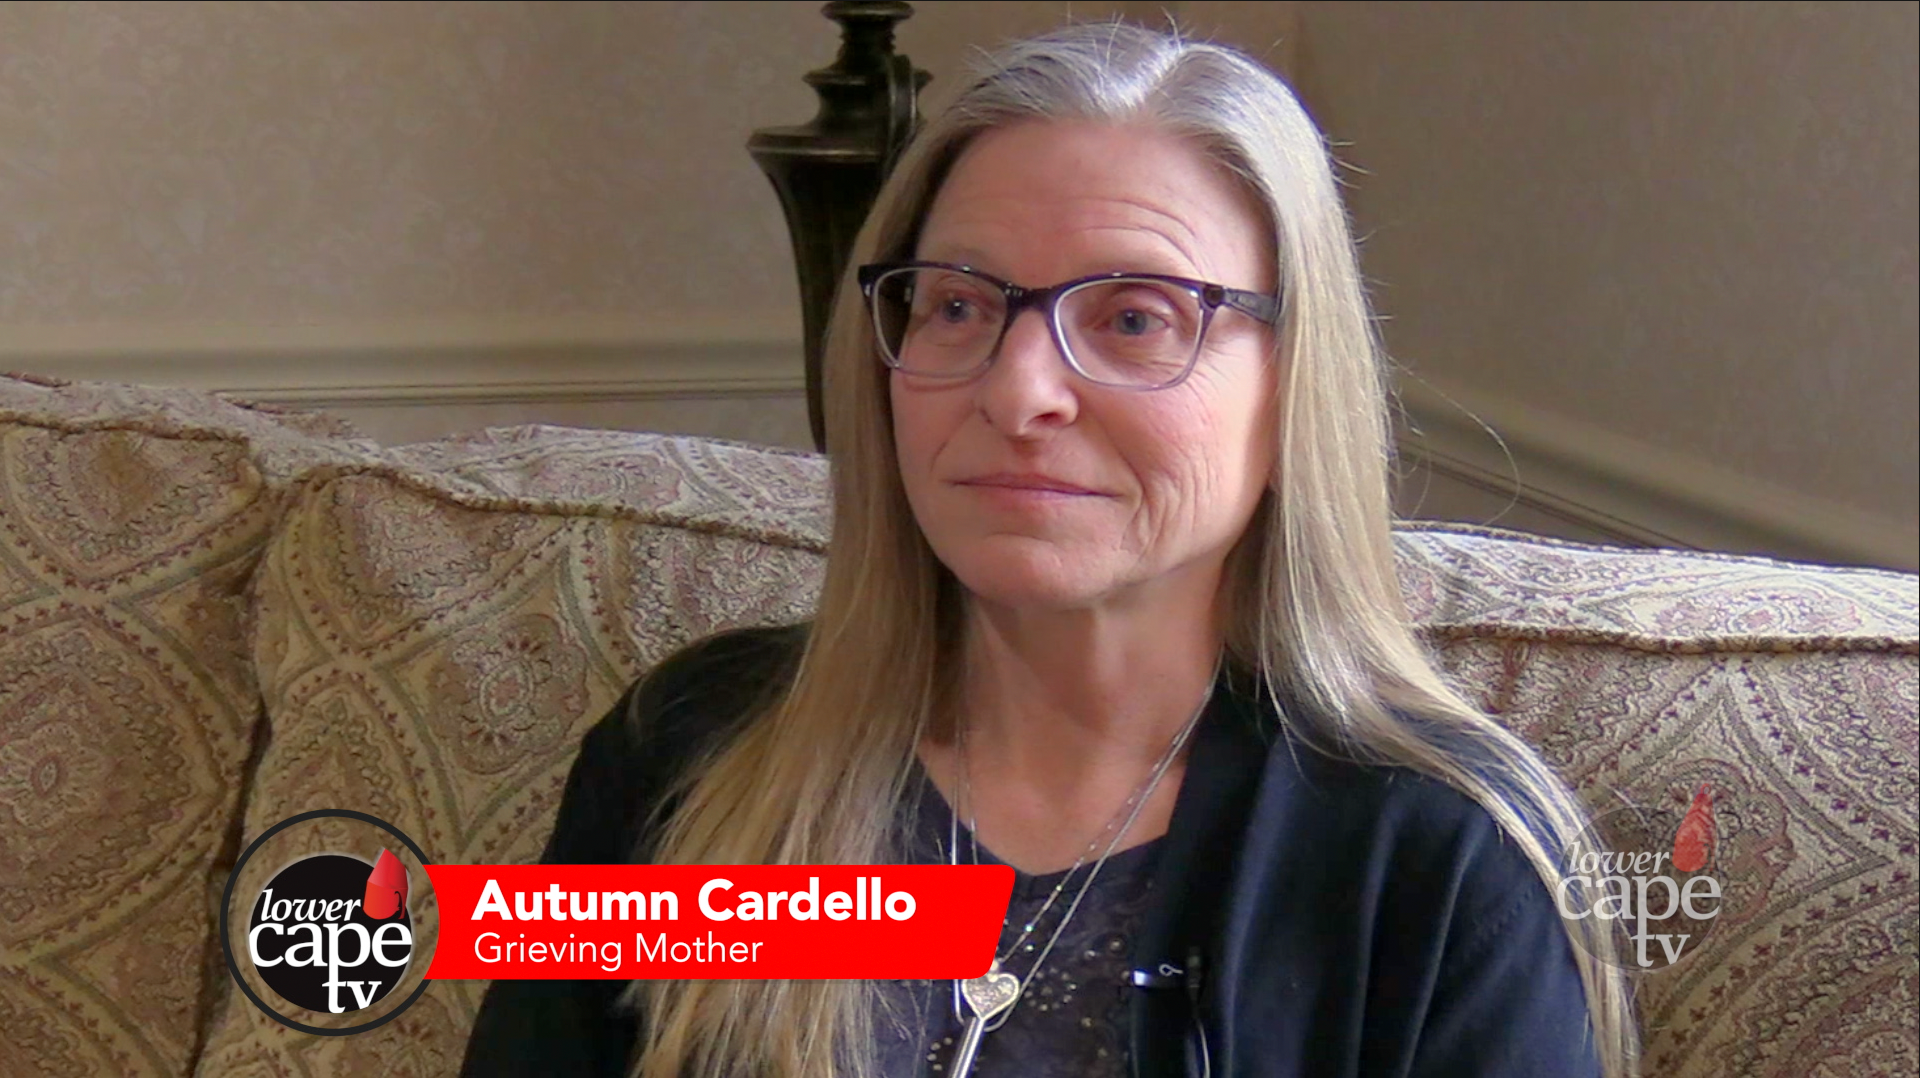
[423,865,1015,980]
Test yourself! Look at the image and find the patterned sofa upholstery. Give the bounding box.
[1,374,1914,1078]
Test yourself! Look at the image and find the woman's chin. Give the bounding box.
[940,550,1122,613]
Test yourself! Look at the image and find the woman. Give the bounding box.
[463,22,1635,1078]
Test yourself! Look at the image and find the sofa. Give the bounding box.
[0,371,1913,1078]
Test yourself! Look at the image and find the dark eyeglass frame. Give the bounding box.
[857,260,1283,391]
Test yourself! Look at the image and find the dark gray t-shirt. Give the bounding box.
[873,770,1162,1077]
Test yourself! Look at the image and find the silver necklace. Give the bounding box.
[942,674,1215,1078]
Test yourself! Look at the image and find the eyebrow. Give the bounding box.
[911,241,1207,286]
[910,244,991,269]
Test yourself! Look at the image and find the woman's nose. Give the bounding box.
[975,308,1080,436]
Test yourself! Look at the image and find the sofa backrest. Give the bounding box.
[196,427,830,1067]
[0,374,373,1078]
[2,384,1911,1078]
[1400,525,1917,1076]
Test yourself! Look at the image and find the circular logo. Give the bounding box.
[247,852,413,1014]
[1557,783,1725,972]
[220,809,433,1035]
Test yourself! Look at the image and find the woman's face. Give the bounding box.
[891,119,1281,615]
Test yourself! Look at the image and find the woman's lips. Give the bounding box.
[952,473,1107,497]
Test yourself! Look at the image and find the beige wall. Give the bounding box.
[1282,1,1917,567]
[4,2,801,327]
[0,0,1114,328]
[3,2,1913,566]
[0,1,1116,446]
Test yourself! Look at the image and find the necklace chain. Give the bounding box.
[946,664,1218,1032]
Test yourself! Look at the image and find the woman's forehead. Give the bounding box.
[918,119,1270,286]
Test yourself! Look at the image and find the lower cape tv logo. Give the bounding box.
[249,850,412,1013]
[221,810,433,1035]
[1559,783,1727,971]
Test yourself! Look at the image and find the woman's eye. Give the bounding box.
[939,298,976,323]
[1111,308,1168,335]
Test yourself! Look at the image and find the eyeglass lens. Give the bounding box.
[871,267,1205,388]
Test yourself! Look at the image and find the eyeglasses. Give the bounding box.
[858,261,1282,391]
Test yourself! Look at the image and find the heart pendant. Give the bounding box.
[961,967,1020,1022]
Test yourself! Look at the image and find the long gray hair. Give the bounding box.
[631,22,1637,1078]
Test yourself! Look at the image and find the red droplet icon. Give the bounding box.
[1671,783,1716,874]
[364,848,409,920]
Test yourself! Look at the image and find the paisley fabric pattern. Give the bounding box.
[1397,523,1916,649]
[196,431,828,1074]
[1408,525,1919,1076]
[0,375,373,1078]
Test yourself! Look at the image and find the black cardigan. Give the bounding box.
[460,625,1603,1077]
